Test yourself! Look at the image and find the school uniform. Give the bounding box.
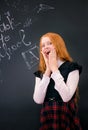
[34,61,82,130]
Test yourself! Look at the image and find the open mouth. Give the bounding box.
[46,51,50,55]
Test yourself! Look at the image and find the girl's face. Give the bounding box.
[41,36,55,56]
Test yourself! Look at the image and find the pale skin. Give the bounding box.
[41,36,59,76]
[33,36,79,103]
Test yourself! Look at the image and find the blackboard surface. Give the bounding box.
[0,0,88,130]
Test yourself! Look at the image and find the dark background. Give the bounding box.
[0,0,88,130]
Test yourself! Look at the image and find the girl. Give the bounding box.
[33,32,82,130]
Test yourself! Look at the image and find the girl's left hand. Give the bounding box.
[49,48,58,72]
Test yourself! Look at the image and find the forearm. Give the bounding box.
[51,70,79,102]
[33,74,50,104]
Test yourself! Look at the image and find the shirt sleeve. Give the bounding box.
[51,69,80,102]
[33,73,50,104]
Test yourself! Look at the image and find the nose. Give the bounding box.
[44,44,49,49]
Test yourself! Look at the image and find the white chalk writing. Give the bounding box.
[37,4,55,13]
[0,3,54,71]
[21,45,39,70]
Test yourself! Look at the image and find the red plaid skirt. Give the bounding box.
[39,100,82,130]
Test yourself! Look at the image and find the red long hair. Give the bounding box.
[38,32,79,104]
[38,32,73,72]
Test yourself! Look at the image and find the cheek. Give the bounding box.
[41,47,44,52]
[50,45,55,49]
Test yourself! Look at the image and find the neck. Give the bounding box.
[58,59,65,68]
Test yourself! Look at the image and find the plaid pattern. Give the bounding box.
[39,100,82,130]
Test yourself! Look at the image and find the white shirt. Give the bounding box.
[33,69,79,104]
[33,60,80,104]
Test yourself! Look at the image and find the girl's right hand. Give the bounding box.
[41,51,51,76]
[41,51,49,68]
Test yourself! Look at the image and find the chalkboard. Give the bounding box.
[0,0,88,130]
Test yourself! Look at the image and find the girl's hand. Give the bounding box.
[41,51,51,76]
[49,48,58,72]
[41,51,49,68]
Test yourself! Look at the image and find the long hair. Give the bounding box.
[38,32,79,104]
[38,32,73,72]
